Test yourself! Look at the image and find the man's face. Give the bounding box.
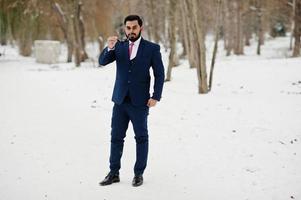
[124,20,142,41]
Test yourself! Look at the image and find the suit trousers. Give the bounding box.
[109,101,149,176]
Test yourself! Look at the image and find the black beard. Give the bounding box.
[127,31,141,42]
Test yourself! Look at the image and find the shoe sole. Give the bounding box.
[132,182,143,187]
[99,179,120,186]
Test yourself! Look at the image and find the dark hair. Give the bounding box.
[124,15,143,27]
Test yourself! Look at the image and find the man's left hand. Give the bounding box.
[147,98,157,107]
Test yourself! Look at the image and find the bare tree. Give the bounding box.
[290,0,295,50]
[182,0,197,68]
[224,0,236,55]
[191,0,208,93]
[72,0,81,66]
[179,0,190,61]
[234,0,244,55]
[52,2,73,62]
[78,3,88,61]
[293,0,301,57]
[224,0,245,56]
[0,0,8,45]
[243,0,255,46]
[252,0,266,55]
[146,0,160,43]
[165,0,177,82]
[209,0,222,92]
[72,0,88,66]
[18,1,37,56]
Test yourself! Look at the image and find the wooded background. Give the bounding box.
[0,0,300,93]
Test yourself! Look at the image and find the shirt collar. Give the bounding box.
[129,36,142,47]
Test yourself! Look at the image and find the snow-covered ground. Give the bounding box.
[0,36,301,200]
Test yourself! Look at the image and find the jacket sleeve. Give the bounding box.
[98,47,116,66]
[151,45,165,101]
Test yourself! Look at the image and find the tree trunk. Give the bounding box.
[180,36,187,58]
[233,0,244,55]
[191,0,208,94]
[256,0,264,55]
[165,0,177,82]
[79,12,88,61]
[290,0,295,51]
[72,0,81,66]
[0,0,8,45]
[225,0,244,56]
[72,0,88,66]
[184,0,197,68]
[244,11,252,47]
[18,14,33,56]
[209,0,222,92]
[222,0,228,51]
[66,30,74,62]
[149,0,160,43]
[145,0,153,41]
[293,0,301,57]
[52,2,73,62]
[225,0,234,56]
[245,31,252,46]
[98,35,104,53]
[180,1,190,60]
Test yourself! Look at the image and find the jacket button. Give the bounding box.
[128,81,131,83]
[129,70,131,73]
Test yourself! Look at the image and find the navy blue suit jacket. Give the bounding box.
[99,38,165,106]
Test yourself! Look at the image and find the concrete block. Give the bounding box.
[34,40,61,64]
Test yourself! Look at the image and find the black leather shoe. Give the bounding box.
[99,173,120,186]
[132,175,143,187]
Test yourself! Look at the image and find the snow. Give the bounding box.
[0,36,301,200]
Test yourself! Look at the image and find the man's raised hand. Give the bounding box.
[107,36,118,49]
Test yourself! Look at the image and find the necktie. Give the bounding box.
[129,42,134,59]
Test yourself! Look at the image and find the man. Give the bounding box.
[98,15,165,187]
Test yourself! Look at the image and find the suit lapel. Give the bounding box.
[124,41,129,61]
[135,38,145,60]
